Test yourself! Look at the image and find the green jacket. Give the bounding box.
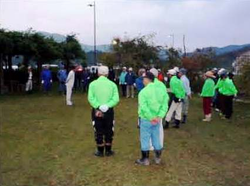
[201,78,215,97]
[220,78,238,96]
[138,82,168,120]
[88,76,119,109]
[215,78,224,93]
[170,76,185,99]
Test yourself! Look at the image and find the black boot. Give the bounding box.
[105,145,114,156]
[164,121,169,129]
[154,150,162,165]
[173,120,180,128]
[135,151,150,166]
[181,115,187,124]
[95,146,104,157]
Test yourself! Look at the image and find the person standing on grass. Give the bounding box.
[119,67,127,97]
[25,66,33,94]
[136,72,168,166]
[57,64,67,95]
[219,73,238,119]
[179,68,192,124]
[149,68,169,149]
[164,69,185,129]
[215,69,227,116]
[41,65,52,94]
[65,65,76,106]
[201,71,216,122]
[135,68,146,93]
[88,66,119,157]
[125,67,136,98]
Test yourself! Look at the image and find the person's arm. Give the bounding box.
[158,92,169,118]
[106,84,120,108]
[87,83,100,109]
[65,71,71,84]
[230,80,238,95]
[139,92,154,120]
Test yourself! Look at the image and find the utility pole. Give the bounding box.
[183,34,187,57]
[88,1,97,65]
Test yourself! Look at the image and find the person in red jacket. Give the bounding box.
[157,69,164,82]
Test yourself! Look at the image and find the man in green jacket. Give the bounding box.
[136,72,168,166]
[220,75,238,119]
[164,69,185,129]
[88,66,120,157]
[150,68,169,148]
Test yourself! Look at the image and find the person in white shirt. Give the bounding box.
[65,65,76,106]
[179,68,192,124]
[25,66,33,93]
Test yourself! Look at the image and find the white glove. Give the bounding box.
[124,82,127,85]
[134,83,136,87]
[50,80,53,83]
[41,80,44,84]
[99,105,109,113]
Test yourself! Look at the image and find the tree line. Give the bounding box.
[0,29,86,93]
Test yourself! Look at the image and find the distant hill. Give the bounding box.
[37,31,250,68]
[188,44,250,69]
[38,31,112,53]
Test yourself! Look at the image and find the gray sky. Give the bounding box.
[0,0,250,52]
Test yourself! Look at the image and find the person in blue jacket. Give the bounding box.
[135,68,145,93]
[125,67,136,98]
[41,65,52,93]
[57,64,67,94]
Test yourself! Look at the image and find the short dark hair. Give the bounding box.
[143,72,155,82]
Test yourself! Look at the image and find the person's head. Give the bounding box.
[138,68,146,77]
[69,65,76,71]
[122,67,127,72]
[28,66,32,72]
[158,69,161,72]
[128,67,133,72]
[228,72,234,79]
[98,66,109,77]
[59,64,65,69]
[218,69,228,79]
[142,72,155,86]
[167,69,176,78]
[212,67,218,75]
[204,71,216,79]
[44,65,49,69]
[177,68,186,78]
[149,68,158,78]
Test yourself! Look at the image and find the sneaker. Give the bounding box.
[135,158,150,166]
[154,158,161,165]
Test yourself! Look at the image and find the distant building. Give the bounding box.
[232,50,250,75]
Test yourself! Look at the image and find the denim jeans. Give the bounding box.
[140,119,162,151]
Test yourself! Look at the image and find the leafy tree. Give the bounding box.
[62,35,86,71]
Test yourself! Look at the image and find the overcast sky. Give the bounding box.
[0,0,249,52]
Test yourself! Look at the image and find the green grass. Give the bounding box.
[0,93,250,186]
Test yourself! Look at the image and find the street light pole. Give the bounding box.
[168,34,175,48]
[88,1,97,65]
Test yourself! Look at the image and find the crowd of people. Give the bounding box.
[24,64,238,166]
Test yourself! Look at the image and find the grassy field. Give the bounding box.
[0,92,250,186]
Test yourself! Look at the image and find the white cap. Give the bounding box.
[122,67,127,70]
[167,69,176,75]
[150,68,158,77]
[218,68,225,75]
[173,67,179,73]
[98,66,109,75]
[129,67,133,71]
